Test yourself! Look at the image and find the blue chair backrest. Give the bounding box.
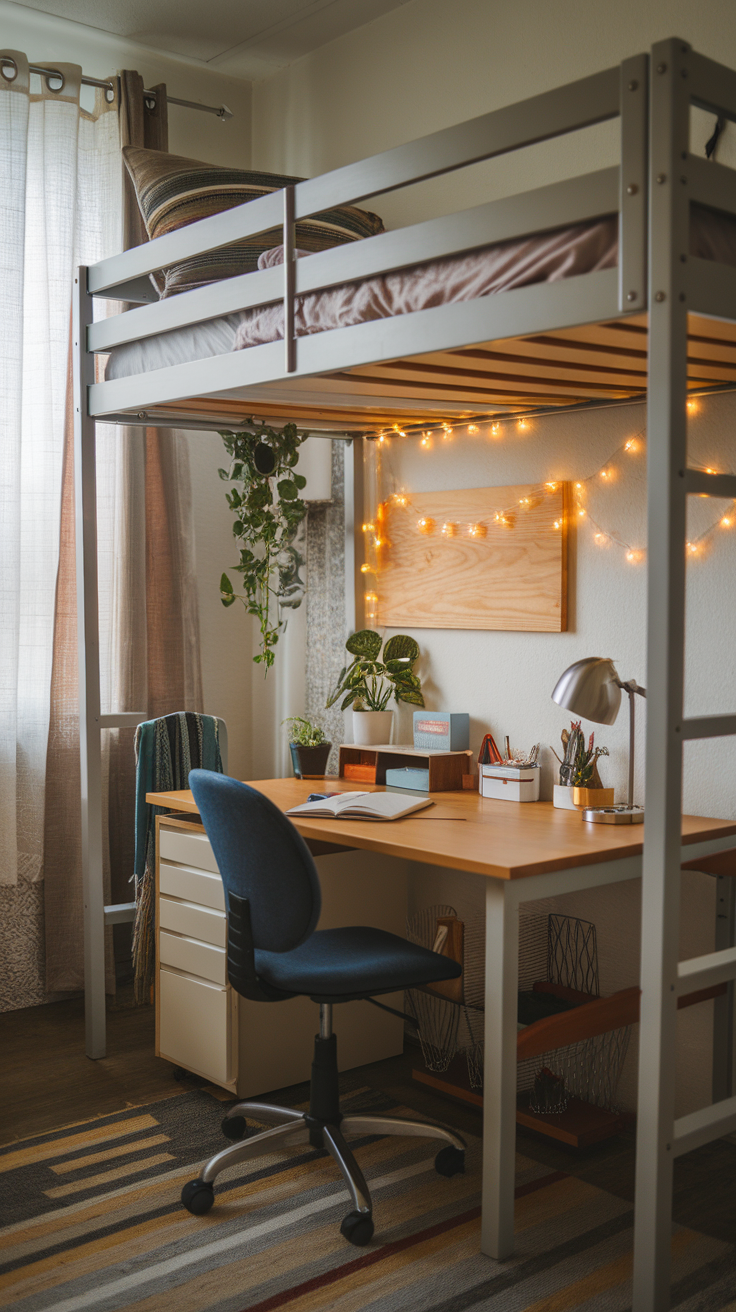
[189,771,321,953]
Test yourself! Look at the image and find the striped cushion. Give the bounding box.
[123,146,384,298]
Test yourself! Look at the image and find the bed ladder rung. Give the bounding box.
[683,469,736,499]
[103,902,137,925]
[680,714,736,741]
[676,944,736,995]
[673,1092,736,1157]
[100,712,147,729]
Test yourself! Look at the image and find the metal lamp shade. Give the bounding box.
[551,657,622,726]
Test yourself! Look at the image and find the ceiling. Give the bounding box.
[10,0,412,79]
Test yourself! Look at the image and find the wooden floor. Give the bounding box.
[2,997,735,1245]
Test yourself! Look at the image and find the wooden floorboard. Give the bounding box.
[2,998,735,1245]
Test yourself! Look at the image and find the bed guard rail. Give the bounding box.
[86,53,648,377]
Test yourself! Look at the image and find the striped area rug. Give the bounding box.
[1,1086,734,1312]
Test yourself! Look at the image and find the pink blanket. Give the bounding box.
[234,206,736,352]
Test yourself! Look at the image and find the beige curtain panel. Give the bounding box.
[43,70,203,995]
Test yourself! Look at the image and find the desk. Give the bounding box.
[148,778,736,1261]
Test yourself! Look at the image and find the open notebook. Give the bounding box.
[286,791,433,821]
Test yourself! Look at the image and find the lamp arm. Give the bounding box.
[616,677,646,698]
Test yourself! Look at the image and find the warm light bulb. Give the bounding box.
[393,494,407,506]
[578,508,586,518]
[442,427,453,440]
[686,541,699,555]
[545,481,559,491]
[519,497,530,506]
[365,591,378,603]
[468,523,487,538]
[600,468,610,479]
[626,549,643,564]
[441,522,456,537]
[594,532,605,545]
[517,419,528,431]
[553,520,561,530]
[575,482,582,490]
[417,517,435,534]
[420,432,432,448]
[721,516,733,528]
[362,523,375,533]
[687,399,698,414]
[360,563,372,573]
[491,422,501,436]
[625,438,639,453]
[705,467,718,475]
[467,424,479,435]
[374,537,383,548]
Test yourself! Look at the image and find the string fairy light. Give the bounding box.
[361,403,734,617]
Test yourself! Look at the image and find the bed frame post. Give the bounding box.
[618,52,648,314]
[632,38,692,1312]
[72,266,108,1060]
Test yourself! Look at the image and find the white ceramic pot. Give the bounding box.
[553,784,579,811]
[352,710,394,746]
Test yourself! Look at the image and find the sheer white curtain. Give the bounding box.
[0,53,121,891]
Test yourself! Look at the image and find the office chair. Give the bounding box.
[181,770,466,1246]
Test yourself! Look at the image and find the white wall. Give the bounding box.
[251,0,736,1115]
[2,0,256,780]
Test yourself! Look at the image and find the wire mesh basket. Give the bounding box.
[407,904,631,1112]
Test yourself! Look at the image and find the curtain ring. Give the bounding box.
[144,95,157,111]
[1,56,19,82]
[44,68,65,93]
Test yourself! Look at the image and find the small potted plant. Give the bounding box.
[552,721,613,809]
[283,717,331,779]
[326,629,424,746]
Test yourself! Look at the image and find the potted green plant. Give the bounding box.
[326,630,424,746]
[283,717,332,779]
[553,721,613,810]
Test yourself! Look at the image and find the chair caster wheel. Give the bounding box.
[340,1210,374,1246]
[222,1115,247,1141]
[181,1180,215,1215]
[435,1146,465,1177]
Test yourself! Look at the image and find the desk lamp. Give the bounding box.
[552,657,646,824]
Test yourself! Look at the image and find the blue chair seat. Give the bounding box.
[255,926,461,1003]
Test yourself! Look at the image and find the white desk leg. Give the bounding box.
[481,879,519,1259]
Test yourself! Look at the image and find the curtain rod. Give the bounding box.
[12,60,233,120]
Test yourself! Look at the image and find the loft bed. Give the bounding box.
[73,37,736,1312]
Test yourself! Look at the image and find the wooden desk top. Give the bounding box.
[147,777,736,881]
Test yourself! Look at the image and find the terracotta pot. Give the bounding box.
[352,710,394,746]
[289,742,331,779]
[572,786,615,808]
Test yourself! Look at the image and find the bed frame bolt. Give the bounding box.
[626,184,638,195]
[138,411,148,419]
[628,79,639,91]
[655,291,666,302]
[656,173,667,184]
[657,62,668,74]
[626,291,637,302]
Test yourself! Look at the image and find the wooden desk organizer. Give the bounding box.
[338,745,473,791]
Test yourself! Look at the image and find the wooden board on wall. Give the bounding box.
[375,483,568,632]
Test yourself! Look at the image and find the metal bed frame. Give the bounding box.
[73,37,736,1310]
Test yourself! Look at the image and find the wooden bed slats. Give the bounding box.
[151,311,736,433]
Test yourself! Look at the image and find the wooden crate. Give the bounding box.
[338,745,472,792]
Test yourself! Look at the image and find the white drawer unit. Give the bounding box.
[160,860,225,911]
[159,928,227,985]
[155,818,409,1097]
[159,895,226,948]
[159,968,233,1087]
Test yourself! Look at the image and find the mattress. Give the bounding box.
[105,207,736,382]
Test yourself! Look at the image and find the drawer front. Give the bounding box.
[159,929,226,985]
[159,827,219,875]
[159,968,232,1085]
[160,860,225,911]
[159,896,226,948]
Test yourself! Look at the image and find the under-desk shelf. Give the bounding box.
[338,744,474,791]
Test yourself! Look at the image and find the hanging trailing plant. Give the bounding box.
[218,421,309,669]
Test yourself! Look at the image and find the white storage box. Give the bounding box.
[481,764,540,802]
